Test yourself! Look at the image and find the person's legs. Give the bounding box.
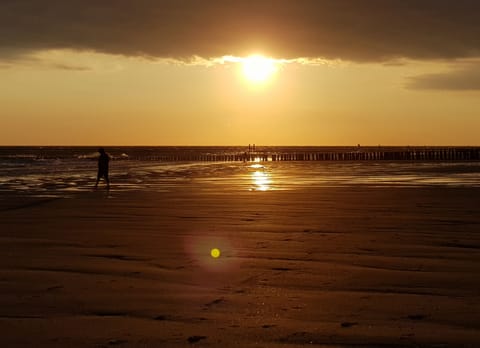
[95,172,101,188]
[96,171,109,189]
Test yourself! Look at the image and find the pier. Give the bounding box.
[135,147,480,162]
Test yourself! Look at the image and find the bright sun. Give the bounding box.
[242,55,277,82]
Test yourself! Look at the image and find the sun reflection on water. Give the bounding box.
[251,170,271,191]
[250,164,264,169]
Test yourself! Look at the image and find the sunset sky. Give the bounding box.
[1,0,480,146]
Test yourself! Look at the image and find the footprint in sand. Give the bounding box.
[204,298,224,308]
[187,335,207,343]
[107,339,128,345]
[340,322,358,328]
[407,314,426,320]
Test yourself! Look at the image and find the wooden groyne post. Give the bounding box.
[131,147,480,162]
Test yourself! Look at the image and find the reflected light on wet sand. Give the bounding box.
[251,170,271,191]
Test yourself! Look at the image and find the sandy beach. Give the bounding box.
[1,185,479,347]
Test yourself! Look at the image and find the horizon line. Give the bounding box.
[1,144,480,148]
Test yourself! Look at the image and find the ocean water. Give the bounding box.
[1,146,480,198]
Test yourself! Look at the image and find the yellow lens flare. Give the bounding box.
[242,55,277,82]
[210,248,221,258]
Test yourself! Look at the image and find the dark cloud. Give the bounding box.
[1,0,480,62]
[407,63,480,90]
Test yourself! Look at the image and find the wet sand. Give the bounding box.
[1,186,480,347]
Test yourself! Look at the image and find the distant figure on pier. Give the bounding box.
[95,147,110,189]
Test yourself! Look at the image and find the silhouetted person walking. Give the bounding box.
[95,147,110,189]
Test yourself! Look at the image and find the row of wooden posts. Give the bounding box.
[137,148,480,162]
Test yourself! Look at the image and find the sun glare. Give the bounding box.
[242,55,278,82]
